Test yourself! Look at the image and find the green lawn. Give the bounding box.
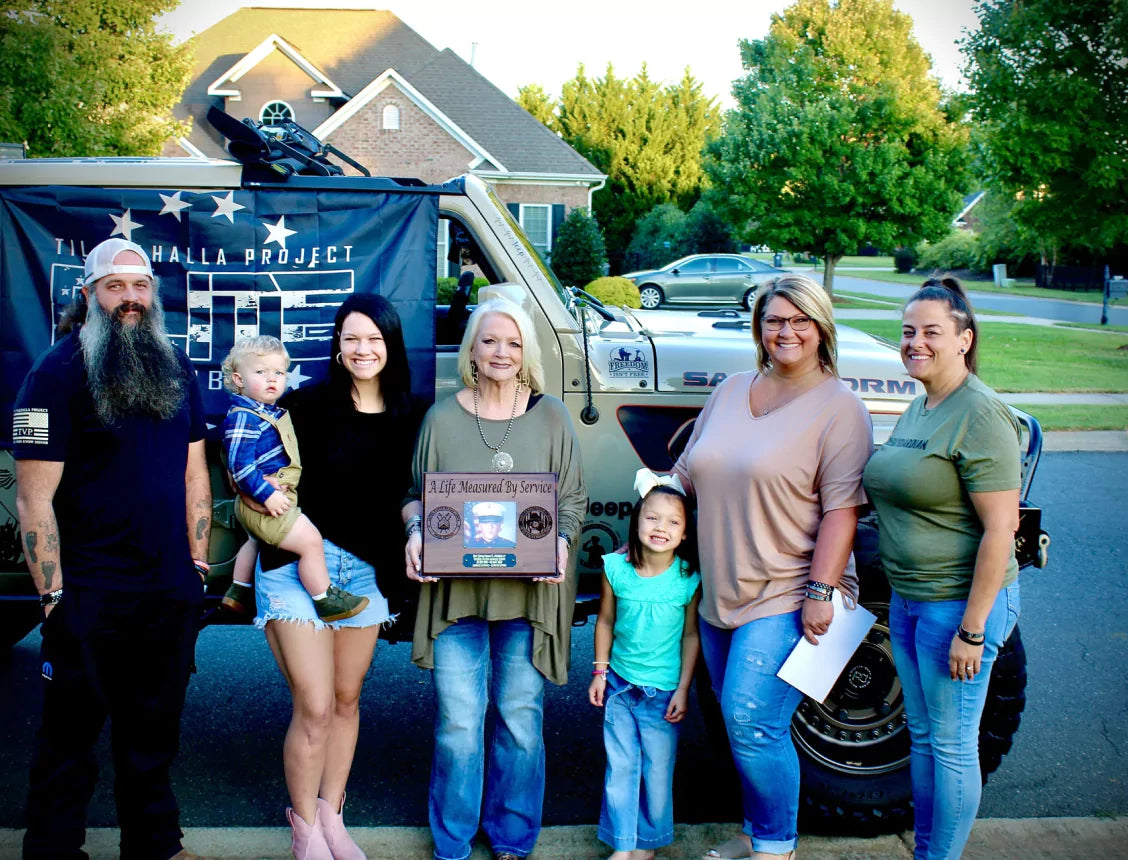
[1008,405,1128,432]
[832,294,896,310]
[838,255,896,268]
[846,320,1128,392]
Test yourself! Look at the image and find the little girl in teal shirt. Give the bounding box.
[589,469,702,860]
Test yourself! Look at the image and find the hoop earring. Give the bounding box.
[336,352,343,365]
[470,361,479,384]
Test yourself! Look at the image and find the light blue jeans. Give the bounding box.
[253,538,392,630]
[888,581,1020,860]
[429,618,544,860]
[598,668,679,851]
[700,611,805,855]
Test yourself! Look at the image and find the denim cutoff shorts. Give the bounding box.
[253,538,394,631]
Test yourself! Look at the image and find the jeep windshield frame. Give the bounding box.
[482,183,569,306]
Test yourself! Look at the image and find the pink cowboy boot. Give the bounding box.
[317,793,367,859]
[287,806,333,860]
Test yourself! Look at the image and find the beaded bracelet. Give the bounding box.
[405,515,422,537]
[957,625,986,646]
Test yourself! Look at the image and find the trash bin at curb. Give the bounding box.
[993,263,1008,286]
[773,252,783,268]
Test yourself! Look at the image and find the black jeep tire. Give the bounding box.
[695,517,1027,835]
[796,623,1026,835]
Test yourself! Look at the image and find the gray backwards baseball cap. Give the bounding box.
[83,238,153,286]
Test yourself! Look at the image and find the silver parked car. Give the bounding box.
[624,253,782,309]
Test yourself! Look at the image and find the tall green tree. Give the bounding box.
[550,207,608,287]
[519,64,722,269]
[706,0,969,295]
[0,0,192,156]
[962,0,1128,270]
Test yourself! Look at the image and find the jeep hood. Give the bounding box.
[625,306,918,412]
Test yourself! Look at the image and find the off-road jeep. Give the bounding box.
[0,153,1046,833]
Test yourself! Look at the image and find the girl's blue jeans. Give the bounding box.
[700,611,804,855]
[429,617,544,860]
[888,581,1020,860]
[597,669,678,850]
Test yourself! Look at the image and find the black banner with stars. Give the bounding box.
[0,184,439,444]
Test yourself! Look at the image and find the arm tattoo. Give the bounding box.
[24,531,38,564]
[41,561,56,590]
[45,532,59,553]
[195,516,209,541]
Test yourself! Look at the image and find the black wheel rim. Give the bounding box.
[791,601,910,776]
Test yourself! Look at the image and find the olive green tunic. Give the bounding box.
[409,394,586,685]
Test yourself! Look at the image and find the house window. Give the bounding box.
[520,204,551,260]
[436,218,450,279]
[260,100,294,127]
[382,104,400,131]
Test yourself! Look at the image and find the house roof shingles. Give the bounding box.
[181,7,601,179]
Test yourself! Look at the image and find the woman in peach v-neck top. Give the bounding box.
[672,275,872,860]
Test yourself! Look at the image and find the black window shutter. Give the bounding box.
[551,204,565,246]
[507,203,520,221]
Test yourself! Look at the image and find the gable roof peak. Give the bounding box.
[207,32,344,99]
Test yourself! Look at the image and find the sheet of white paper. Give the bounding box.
[777,590,877,703]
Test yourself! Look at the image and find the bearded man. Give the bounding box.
[13,238,212,860]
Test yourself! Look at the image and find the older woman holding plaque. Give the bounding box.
[404,297,586,860]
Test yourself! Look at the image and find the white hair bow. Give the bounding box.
[633,468,685,499]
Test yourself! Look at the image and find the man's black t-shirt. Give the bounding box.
[13,333,206,598]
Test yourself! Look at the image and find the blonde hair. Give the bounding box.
[221,335,290,393]
[457,298,544,393]
[749,275,839,375]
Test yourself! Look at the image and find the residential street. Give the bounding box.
[0,455,1124,833]
[823,270,1128,327]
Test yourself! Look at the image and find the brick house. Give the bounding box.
[168,7,606,273]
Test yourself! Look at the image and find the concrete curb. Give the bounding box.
[1,818,1125,859]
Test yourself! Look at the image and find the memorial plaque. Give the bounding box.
[422,472,558,577]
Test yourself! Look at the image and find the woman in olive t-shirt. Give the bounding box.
[862,277,1022,860]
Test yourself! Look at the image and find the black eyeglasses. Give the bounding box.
[761,314,813,332]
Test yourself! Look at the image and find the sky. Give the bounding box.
[158,0,981,108]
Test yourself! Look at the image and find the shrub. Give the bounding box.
[583,276,641,309]
[893,246,917,273]
[625,203,690,271]
[550,207,607,287]
[436,276,489,304]
[915,230,981,272]
[685,199,737,254]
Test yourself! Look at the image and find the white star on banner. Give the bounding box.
[158,191,191,222]
[288,364,311,390]
[262,215,298,250]
[109,209,142,241]
[211,191,245,223]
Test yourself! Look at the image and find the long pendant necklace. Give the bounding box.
[474,383,520,472]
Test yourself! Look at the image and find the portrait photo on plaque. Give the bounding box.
[464,501,518,548]
[422,472,557,577]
